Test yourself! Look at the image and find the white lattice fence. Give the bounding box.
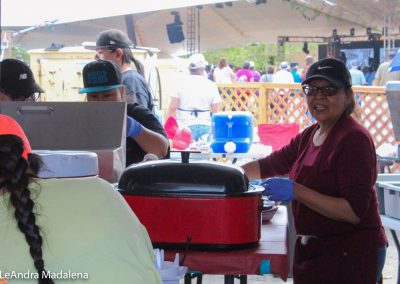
[218,83,398,172]
[218,83,267,125]
[353,87,395,150]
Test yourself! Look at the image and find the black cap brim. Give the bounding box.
[32,82,44,93]
[79,84,124,94]
[302,75,345,88]
[10,82,44,97]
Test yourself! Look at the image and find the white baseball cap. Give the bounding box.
[280,61,289,70]
[188,53,208,70]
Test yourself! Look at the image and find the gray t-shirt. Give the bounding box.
[122,70,154,112]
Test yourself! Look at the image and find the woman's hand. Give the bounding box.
[261,177,294,201]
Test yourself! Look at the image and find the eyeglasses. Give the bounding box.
[302,84,340,97]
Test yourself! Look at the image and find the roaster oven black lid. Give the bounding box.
[118,160,262,197]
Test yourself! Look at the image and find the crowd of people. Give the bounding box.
[203,51,400,88]
[206,56,311,84]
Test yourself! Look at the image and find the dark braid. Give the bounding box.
[0,135,54,284]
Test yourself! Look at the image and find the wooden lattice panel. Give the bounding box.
[352,87,395,150]
[218,83,267,125]
[263,84,314,129]
[218,83,396,151]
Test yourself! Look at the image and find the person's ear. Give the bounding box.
[116,48,124,60]
[345,88,354,104]
[345,87,354,98]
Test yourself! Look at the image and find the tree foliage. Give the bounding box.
[11,46,30,63]
[203,42,318,72]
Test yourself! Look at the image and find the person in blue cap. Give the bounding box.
[79,60,169,165]
[289,62,302,83]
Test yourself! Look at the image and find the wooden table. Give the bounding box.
[164,206,289,283]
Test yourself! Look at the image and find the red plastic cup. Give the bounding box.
[172,127,193,150]
[164,116,179,139]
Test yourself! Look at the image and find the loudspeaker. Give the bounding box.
[166,23,185,43]
[302,42,309,54]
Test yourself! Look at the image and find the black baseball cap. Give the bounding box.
[0,59,44,97]
[95,29,132,49]
[79,60,124,94]
[302,58,352,88]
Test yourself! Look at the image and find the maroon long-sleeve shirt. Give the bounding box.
[258,114,386,283]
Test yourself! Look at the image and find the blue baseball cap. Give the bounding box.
[79,60,124,94]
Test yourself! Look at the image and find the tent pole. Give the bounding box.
[125,15,137,45]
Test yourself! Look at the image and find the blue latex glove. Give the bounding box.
[126,116,142,138]
[261,177,294,201]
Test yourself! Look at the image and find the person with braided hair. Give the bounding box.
[0,115,162,284]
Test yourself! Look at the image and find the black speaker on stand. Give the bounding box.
[166,11,185,44]
[166,23,185,43]
[302,42,309,54]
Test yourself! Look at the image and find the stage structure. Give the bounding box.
[278,32,400,71]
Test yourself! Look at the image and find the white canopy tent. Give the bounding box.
[2,0,400,57]
[1,0,234,26]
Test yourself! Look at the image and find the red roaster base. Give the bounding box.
[123,195,261,247]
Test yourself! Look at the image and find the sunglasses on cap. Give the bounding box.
[302,84,342,97]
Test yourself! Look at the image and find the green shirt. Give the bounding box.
[0,177,161,284]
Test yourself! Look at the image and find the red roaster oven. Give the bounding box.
[118,156,264,250]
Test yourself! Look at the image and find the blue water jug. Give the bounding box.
[211,111,254,153]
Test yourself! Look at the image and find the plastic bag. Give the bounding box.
[258,123,300,152]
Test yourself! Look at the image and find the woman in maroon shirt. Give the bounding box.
[243,58,387,283]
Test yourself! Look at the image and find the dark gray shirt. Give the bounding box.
[122,70,154,112]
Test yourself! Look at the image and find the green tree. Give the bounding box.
[203,42,318,72]
[204,44,269,71]
[11,46,30,63]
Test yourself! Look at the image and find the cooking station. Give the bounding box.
[118,153,289,283]
[163,206,289,284]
